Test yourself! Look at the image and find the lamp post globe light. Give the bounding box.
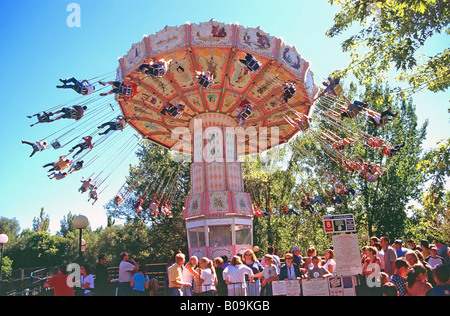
[73,215,89,259]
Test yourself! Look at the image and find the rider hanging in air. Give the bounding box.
[98,116,127,135]
[69,136,93,158]
[57,78,95,95]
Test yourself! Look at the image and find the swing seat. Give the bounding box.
[168,104,180,117]
[118,82,137,98]
[283,84,296,99]
[240,104,253,119]
[240,54,261,72]
[197,74,213,89]
[51,140,62,150]
[332,84,343,96]
[254,207,263,217]
[297,120,309,131]
[139,62,168,78]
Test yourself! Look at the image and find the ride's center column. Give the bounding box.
[183,113,254,260]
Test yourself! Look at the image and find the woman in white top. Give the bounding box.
[195,257,217,296]
[223,256,254,296]
[182,256,199,296]
[80,265,95,296]
[323,249,337,277]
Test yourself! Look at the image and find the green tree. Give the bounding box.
[8,230,70,269]
[0,217,20,242]
[32,208,50,233]
[415,138,450,242]
[326,0,449,94]
[58,211,77,237]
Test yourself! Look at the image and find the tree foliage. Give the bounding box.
[326,0,449,94]
[415,138,450,242]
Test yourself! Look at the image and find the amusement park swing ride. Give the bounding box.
[113,20,318,259]
[26,20,399,259]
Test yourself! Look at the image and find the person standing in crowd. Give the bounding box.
[43,265,75,296]
[393,240,409,258]
[242,249,263,296]
[80,264,95,296]
[168,253,191,296]
[382,282,399,296]
[95,254,111,296]
[420,239,430,259]
[369,236,380,246]
[223,255,254,296]
[435,240,449,266]
[407,239,421,251]
[196,257,217,296]
[213,257,227,296]
[259,255,278,296]
[374,242,385,272]
[290,246,303,267]
[405,250,435,288]
[305,256,332,280]
[131,265,149,296]
[380,236,397,277]
[279,253,302,280]
[182,256,199,296]
[405,264,433,296]
[415,250,437,287]
[362,246,382,296]
[323,249,337,277]
[221,255,230,270]
[261,246,281,271]
[118,252,138,296]
[426,264,450,296]
[426,244,445,270]
[390,258,410,296]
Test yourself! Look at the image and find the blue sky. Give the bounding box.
[0,1,448,234]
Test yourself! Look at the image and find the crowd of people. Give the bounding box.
[165,237,449,297]
[41,237,449,297]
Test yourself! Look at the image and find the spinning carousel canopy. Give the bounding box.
[116,20,319,155]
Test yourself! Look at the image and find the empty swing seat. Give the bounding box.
[51,140,62,150]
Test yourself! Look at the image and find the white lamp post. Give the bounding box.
[0,234,8,295]
[73,215,89,259]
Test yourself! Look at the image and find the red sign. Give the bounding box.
[324,220,333,232]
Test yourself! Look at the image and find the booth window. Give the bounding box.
[236,224,252,245]
[188,227,205,248]
[209,225,232,247]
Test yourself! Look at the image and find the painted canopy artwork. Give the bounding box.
[116,19,319,155]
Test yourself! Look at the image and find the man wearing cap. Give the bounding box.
[426,244,445,270]
[291,247,303,267]
[393,240,409,258]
